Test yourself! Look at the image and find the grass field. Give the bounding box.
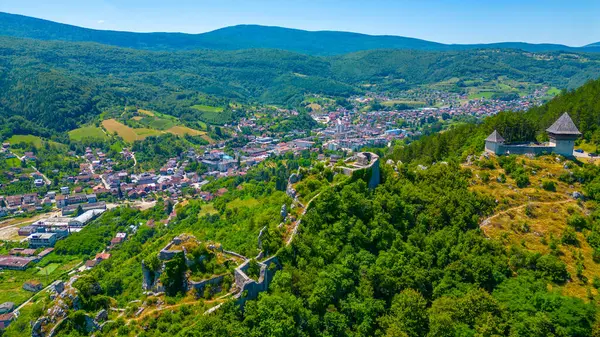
[0,258,79,306]
[166,126,204,136]
[547,87,562,96]
[191,105,224,113]
[138,109,155,116]
[37,263,60,276]
[68,126,108,141]
[103,118,210,143]
[199,203,218,217]
[133,116,176,130]
[102,119,161,142]
[226,198,260,210]
[6,135,44,147]
[5,157,21,168]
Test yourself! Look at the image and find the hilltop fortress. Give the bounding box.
[485,112,581,157]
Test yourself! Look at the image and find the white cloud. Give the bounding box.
[97,20,105,24]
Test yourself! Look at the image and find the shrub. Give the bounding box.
[541,180,556,192]
[567,213,588,231]
[514,174,530,188]
[536,254,569,283]
[561,227,579,246]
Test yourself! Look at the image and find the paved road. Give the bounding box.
[30,165,51,185]
[15,262,83,313]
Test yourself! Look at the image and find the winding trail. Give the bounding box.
[480,199,576,227]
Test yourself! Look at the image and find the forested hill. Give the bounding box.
[1,35,600,133]
[393,77,600,164]
[1,12,600,55]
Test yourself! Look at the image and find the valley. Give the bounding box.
[0,7,600,337]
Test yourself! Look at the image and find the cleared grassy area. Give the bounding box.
[37,263,60,275]
[6,135,44,147]
[191,105,224,113]
[547,87,562,96]
[0,257,79,306]
[138,109,155,116]
[68,126,108,141]
[102,119,161,142]
[5,157,21,168]
[199,203,218,217]
[306,103,322,111]
[167,126,204,136]
[225,198,260,210]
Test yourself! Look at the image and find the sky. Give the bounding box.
[1,0,599,46]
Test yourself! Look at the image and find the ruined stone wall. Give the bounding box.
[233,256,281,306]
[188,274,225,294]
[496,144,554,156]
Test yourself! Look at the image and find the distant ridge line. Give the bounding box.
[0,12,599,55]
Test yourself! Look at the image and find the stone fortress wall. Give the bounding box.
[341,152,381,189]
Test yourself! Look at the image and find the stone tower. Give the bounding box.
[485,130,505,154]
[546,112,581,157]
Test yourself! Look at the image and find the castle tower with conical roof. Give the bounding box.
[485,130,505,154]
[483,113,581,157]
[546,112,581,156]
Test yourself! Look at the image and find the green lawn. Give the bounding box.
[6,135,44,147]
[68,126,108,141]
[37,263,60,276]
[5,157,21,168]
[6,135,64,151]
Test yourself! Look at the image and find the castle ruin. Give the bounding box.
[485,112,581,157]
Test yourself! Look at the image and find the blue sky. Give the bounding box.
[1,0,598,46]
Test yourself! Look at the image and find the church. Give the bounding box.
[485,112,581,157]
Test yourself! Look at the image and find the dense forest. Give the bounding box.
[1,12,600,55]
[1,36,600,131]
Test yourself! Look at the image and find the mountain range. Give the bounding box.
[1,12,599,55]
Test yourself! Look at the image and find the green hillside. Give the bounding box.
[0,12,599,55]
[1,36,600,133]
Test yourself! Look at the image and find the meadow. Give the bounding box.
[68,126,108,141]
[102,119,162,142]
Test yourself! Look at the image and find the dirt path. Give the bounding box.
[285,180,342,246]
[126,292,233,322]
[480,199,576,227]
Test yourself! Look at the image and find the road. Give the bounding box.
[7,151,51,186]
[15,261,83,313]
[30,165,51,185]
[86,161,110,190]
